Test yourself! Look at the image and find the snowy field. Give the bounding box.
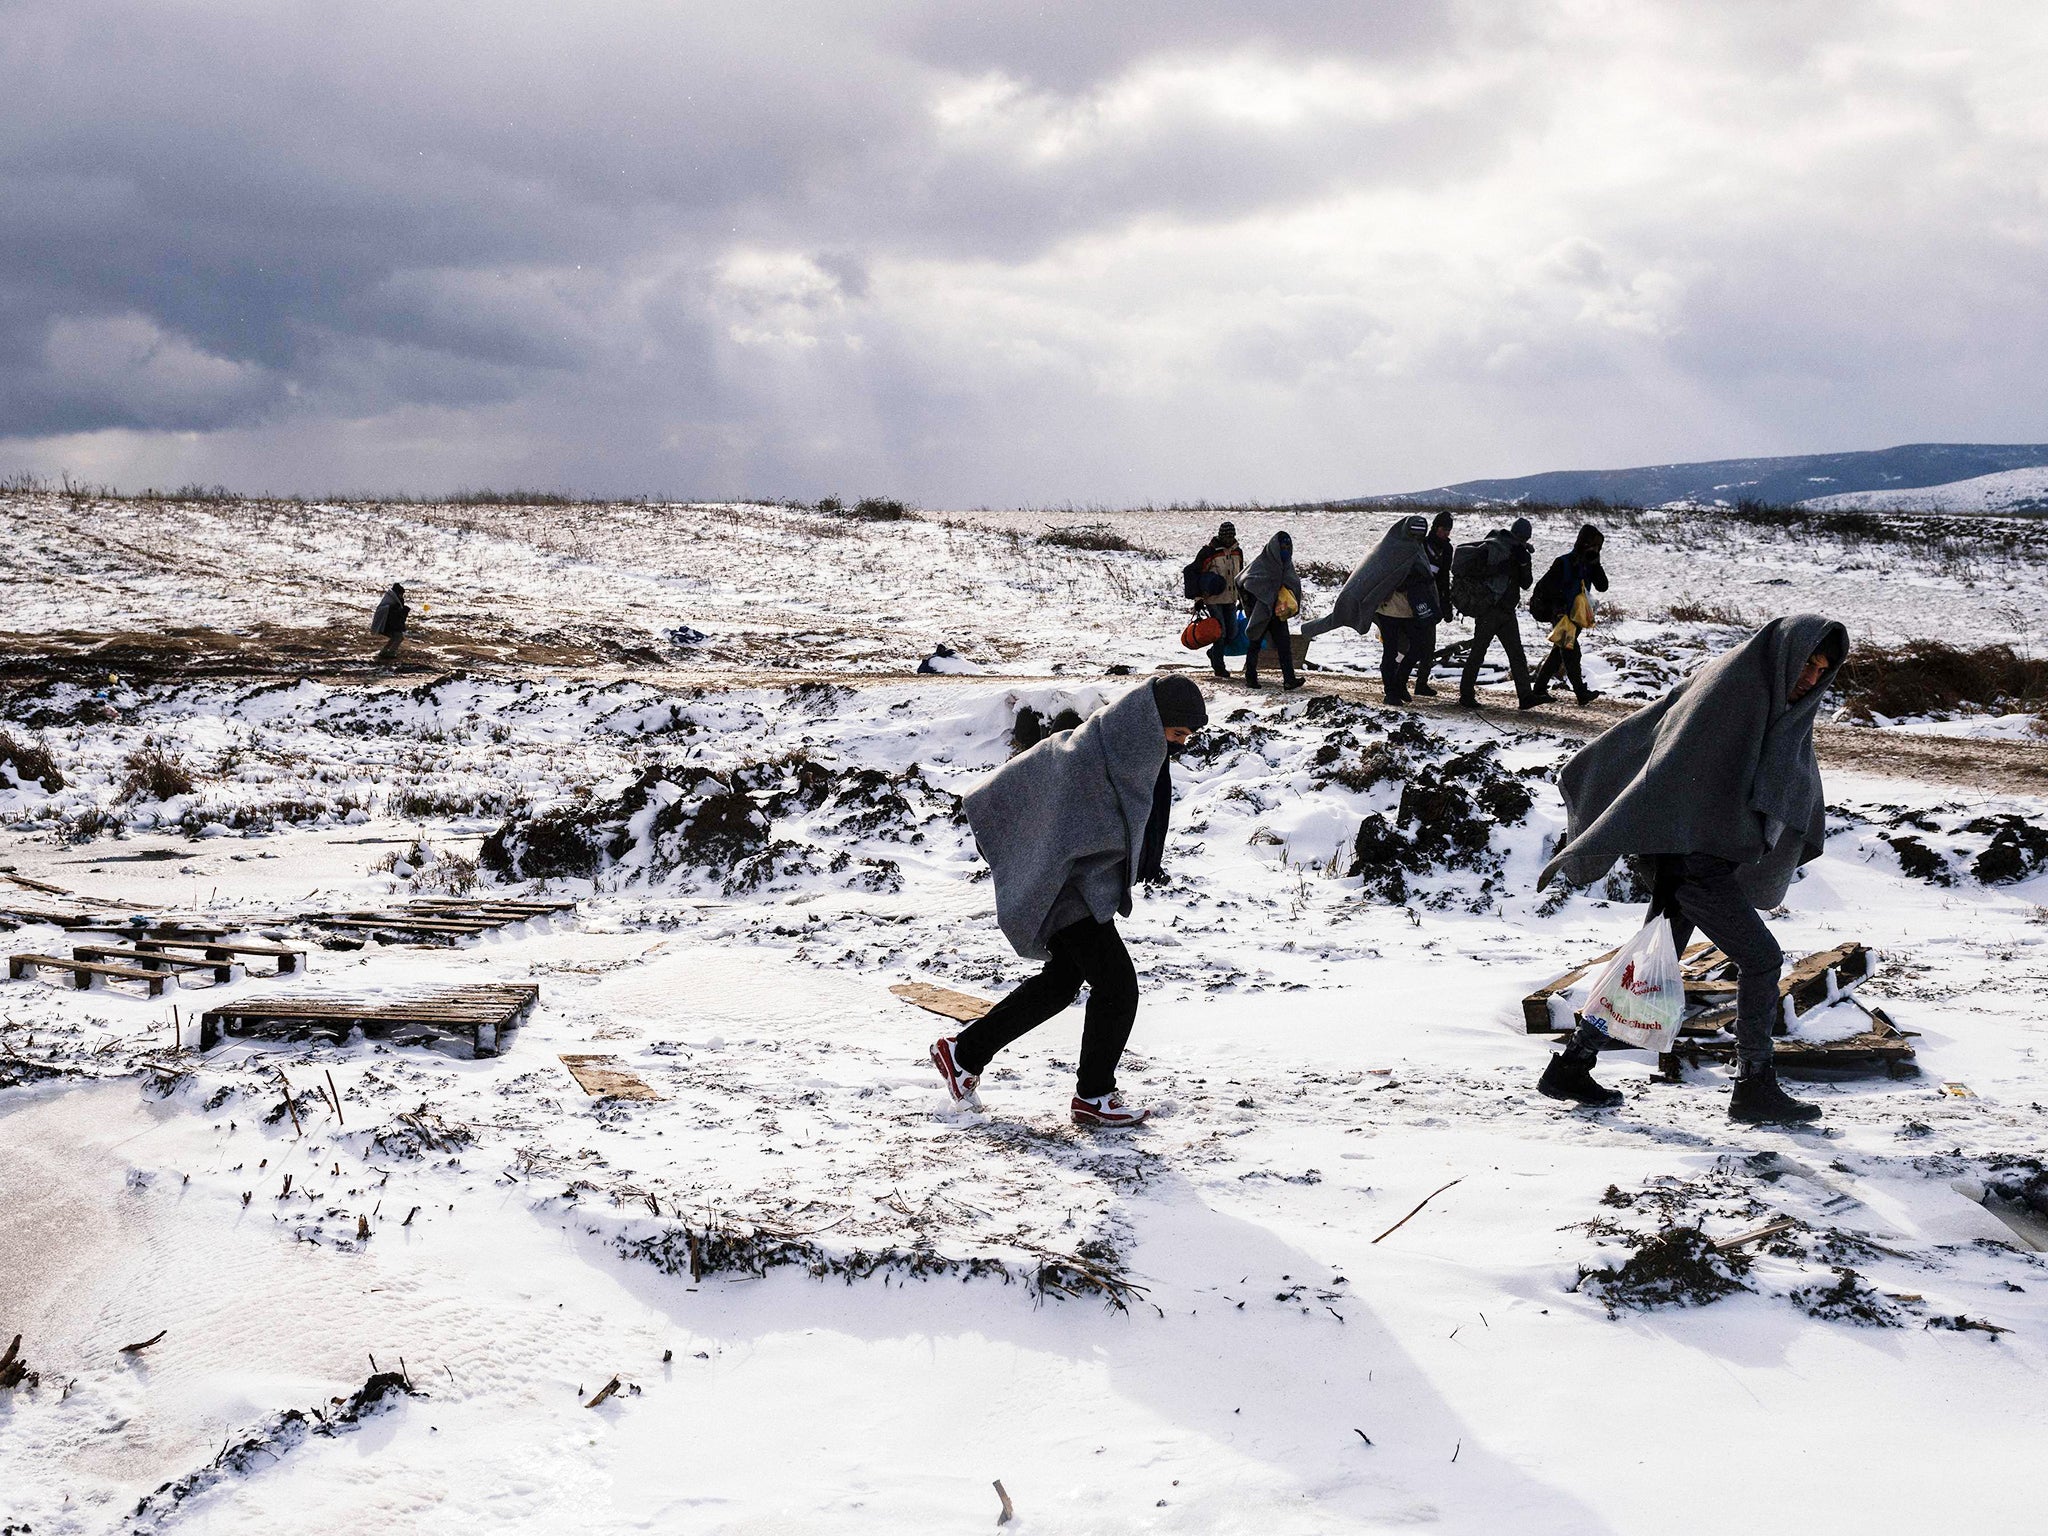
[4,497,2048,1533]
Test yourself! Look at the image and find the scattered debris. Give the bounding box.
[890,981,994,1024]
[200,982,539,1056]
[1371,1177,1465,1245]
[0,1334,34,1390]
[1578,1227,1753,1314]
[120,1329,168,1355]
[994,1479,1016,1526]
[561,1054,661,1101]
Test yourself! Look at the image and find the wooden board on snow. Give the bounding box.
[559,1053,661,1101]
[890,981,993,1023]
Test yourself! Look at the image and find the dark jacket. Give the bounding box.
[1425,531,1455,617]
[1531,551,1607,622]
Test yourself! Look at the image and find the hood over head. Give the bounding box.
[1538,613,1850,908]
[965,685,1168,960]
[1239,532,1302,610]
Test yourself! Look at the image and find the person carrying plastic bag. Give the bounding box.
[1534,614,1850,1122]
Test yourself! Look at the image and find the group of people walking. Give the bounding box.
[933,616,1850,1131]
[1186,513,1611,710]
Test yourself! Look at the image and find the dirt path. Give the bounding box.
[6,631,2041,793]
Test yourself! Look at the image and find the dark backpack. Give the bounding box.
[1448,541,1495,618]
[1181,555,1207,600]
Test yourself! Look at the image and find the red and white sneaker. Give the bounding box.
[929,1037,981,1105]
[1071,1092,1148,1128]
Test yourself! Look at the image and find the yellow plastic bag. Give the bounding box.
[1275,589,1300,620]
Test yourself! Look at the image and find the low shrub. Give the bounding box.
[0,729,63,791]
[1038,524,1135,551]
[118,738,195,802]
[1833,640,2048,720]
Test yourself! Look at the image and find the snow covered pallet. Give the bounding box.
[303,898,575,944]
[8,952,172,997]
[198,983,539,1055]
[1661,1008,1918,1079]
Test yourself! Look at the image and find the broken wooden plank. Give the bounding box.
[72,944,231,984]
[135,937,305,973]
[1711,1217,1797,1253]
[560,1054,661,1101]
[890,981,994,1024]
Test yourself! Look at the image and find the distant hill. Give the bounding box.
[1345,443,2048,510]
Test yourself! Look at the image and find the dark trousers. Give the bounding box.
[1534,644,1589,699]
[1203,603,1237,675]
[953,919,1138,1098]
[1459,606,1531,700]
[1408,620,1440,690]
[1243,609,1297,684]
[375,632,405,662]
[1571,854,1783,1069]
[1374,616,1411,697]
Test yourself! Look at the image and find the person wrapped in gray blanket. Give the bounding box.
[929,676,1208,1128]
[1535,614,1850,1123]
[1298,515,1437,703]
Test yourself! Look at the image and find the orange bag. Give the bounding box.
[1181,614,1224,649]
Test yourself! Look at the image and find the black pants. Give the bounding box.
[1202,602,1236,675]
[1534,643,1588,699]
[1570,854,1783,1069]
[953,919,1138,1098]
[1373,615,1406,696]
[1459,606,1530,700]
[1243,608,1297,684]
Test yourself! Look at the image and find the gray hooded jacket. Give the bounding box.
[1538,613,1849,908]
[965,685,1168,960]
[1320,516,1432,634]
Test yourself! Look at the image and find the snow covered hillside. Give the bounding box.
[4,496,2048,1532]
[1801,464,2048,514]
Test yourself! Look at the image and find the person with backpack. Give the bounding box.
[1534,615,1850,1123]
[1183,521,1245,679]
[1451,518,1538,710]
[1530,524,1608,706]
[1238,532,1304,690]
[929,676,1209,1128]
[1414,511,1457,696]
[370,582,410,664]
[1298,515,1436,703]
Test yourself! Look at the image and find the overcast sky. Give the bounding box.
[3,1,2044,503]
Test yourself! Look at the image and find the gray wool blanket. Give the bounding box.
[1315,516,1432,635]
[1539,613,1849,907]
[1238,533,1301,614]
[965,684,1167,960]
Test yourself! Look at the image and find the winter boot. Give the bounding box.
[930,1036,982,1106]
[1530,649,1562,702]
[1728,1064,1821,1124]
[1516,689,1545,710]
[1072,1092,1149,1128]
[1282,675,1307,692]
[1211,659,1230,680]
[1538,1050,1624,1110]
[1457,693,1483,710]
[1242,655,1261,689]
[1412,680,1438,697]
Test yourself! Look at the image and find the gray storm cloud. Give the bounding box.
[1,1,2043,501]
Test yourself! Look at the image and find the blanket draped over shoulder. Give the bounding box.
[1238,533,1300,614]
[1321,516,1432,634]
[1538,613,1849,908]
[965,685,1167,960]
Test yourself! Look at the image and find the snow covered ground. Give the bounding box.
[4,498,2048,1532]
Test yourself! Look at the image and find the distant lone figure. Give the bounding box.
[930,676,1208,1128]
[371,583,409,663]
[1536,614,1850,1123]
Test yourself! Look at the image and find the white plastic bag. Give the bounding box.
[1581,917,1686,1054]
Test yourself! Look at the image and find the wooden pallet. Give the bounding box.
[198,983,539,1055]
[890,981,994,1023]
[9,953,170,997]
[72,944,232,984]
[1662,1006,1919,1079]
[1524,941,1871,1037]
[560,1053,661,1101]
[303,899,575,944]
[132,937,305,974]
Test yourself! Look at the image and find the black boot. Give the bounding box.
[1729,1064,1822,1124]
[1210,656,1230,680]
[1242,663,1262,689]
[1538,1050,1624,1109]
[1457,693,1483,710]
[1562,648,1600,705]
[1412,679,1438,697]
